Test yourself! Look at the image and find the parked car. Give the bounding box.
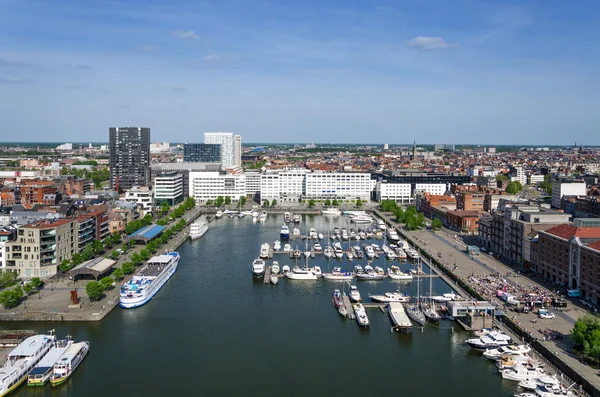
[480,247,487,253]
[538,309,555,319]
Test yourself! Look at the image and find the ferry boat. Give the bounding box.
[252,258,266,277]
[189,221,209,240]
[49,341,90,386]
[321,208,341,216]
[119,252,180,308]
[280,225,290,240]
[388,302,412,333]
[28,336,73,387]
[0,334,55,396]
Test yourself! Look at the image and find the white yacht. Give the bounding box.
[293,214,301,223]
[370,291,410,303]
[353,303,370,327]
[252,258,266,276]
[280,225,290,240]
[283,243,292,253]
[364,246,375,259]
[215,210,223,218]
[350,214,373,224]
[260,243,270,259]
[376,219,387,230]
[406,249,420,260]
[483,344,531,360]
[356,265,384,280]
[189,221,209,240]
[323,245,334,259]
[518,375,561,391]
[334,245,344,259]
[273,240,281,252]
[466,332,512,350]
[318,233,324,240]
[500,365,545,382]
[388,266,413,281]
[397,239,409,250]
[309,228,318,239]
[322,267,354,281]
[0,334,55,395]
[313,243,323,252]
[286,266,318,280]
[321,208,341,216]
[271,261,280,274]
[283,212,292,223]
[431,292,460,302]
[120,252,180,308]
[292,228,301,237]
[341,228,349,240]
[387,229,400,241]
[258,211,268,222]
[348,285,362,302]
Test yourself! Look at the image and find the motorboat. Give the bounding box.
[252,258,266,276]
[374,266,385,275]
[356,265,384,280]
[282,265,291,274]
[284,212,292,223]
[323,267,354,281]
[518,375,561,391]
[313,243,323,252]
[286,266,318,280]
[311,266,322,277]
[353,265,364,275]
[431,292,460,302]
[260,243,270,259]
[349,229,357,240]
[348,285,362,302]
[483,344,531,360]
[338,307,348,317]
[346,249,354,260]
[293,247,302,258]
[280,225,290,240]
[365,229,373,239]
[309,228,318,239]
[318,233,324,240]
[334,245,344,259]
[293,214,301,223]
[387,229,400,241]
[500,365,545,382]
[322,208,341,216]
[364,246,375,259]
[495,354,538,370]
[388,266,413,281]
[466,332,512,350]
[273,240,281,252]
[396,249,408,260]
[270,275,279,285]
[397,239,409,250]
[376,219,387,230]
[385,249,397,260]
[189,221,209,240]
[353,303,370,327]
[407,249,420,260]
[283,243,292,253]
[370,291,410,303]
[341,228,349,240]
[350,214,373,224]
[292,228,301,237]
[258,211,268,222]
[332,289,344,308]
[323,245,334,259]
[271,261,280,275]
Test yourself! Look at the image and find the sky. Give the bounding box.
[0,0,599,145]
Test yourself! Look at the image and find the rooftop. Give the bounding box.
[25,218,74,229]
[544,224,600,240]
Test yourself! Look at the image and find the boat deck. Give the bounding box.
[138,264,170,278]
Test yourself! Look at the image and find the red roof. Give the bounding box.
[25,219,74,229]
[545,224,600,240]
[586,240,600,252]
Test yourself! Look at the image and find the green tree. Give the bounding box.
[308,199,316,208]
[23,283,34,295]
[332,199,339,206]
[380,200,398,212]
[571,315,600,361]
[122,262,135,275]
[432,218,443,230]
[0,271,18,289]
[416,212,425,228]
[111,250,120,260]
[140,249,150,261]
[29,277,43,289]
[160,202,171,215]
[496,174,509,181]
[324,199,331,207]
[59,259,73,272]
[206,199,214,207]
[112,268,124,281]
[263,200,270,208]
[239,196,247,207]
[130,252,141,265]
[506,181,523,194]
[356,199,363,207]
[224,196,231,205]
[86,281,104,301]
[271,199,277,207]
[72,253,84,266]
[91,239,104,255]
[100,277,114,291]
[394,207,405,223]
[0,287,22,308]
[215,196,225,207]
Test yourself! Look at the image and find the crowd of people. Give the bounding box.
[467,272,557,308]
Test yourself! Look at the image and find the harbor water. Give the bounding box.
[8,214,521,396]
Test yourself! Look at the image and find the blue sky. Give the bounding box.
[0,0,598,144]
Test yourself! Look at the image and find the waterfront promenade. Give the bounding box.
[373,209,600,393]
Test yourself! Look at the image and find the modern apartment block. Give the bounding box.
[150,162,221,199]
[183,143,221,163]
[304,173,371,201]
[189,172,246,204]
[204,132,242,169]
[109,127,150,191]
[551,179,586,209]
[4,219,78,278]
[153,172,184,206]
[375,182,412,203]
[124,186,153,213]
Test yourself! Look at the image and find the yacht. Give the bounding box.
[283,243,292,253]
[388,266,413,281]
[309,228,318,239]
[420,301,441,322]
[387,229,400,241]
[318,233,324,240]
[286,266,318,280]
[293,247,302,259]
[388,302,412,334]
[350,214,373,224]
[376,219,387,230]
[280,225,290,240]
[353,303,370,327]
[28,336,73,387]
[334,245,344,259]
[332,289,344,308]
[258,211,268,222]
[341,228,349,240]
[49,341,90,386]
[323,267,354,281]
[120,252,180,308]
[353,265,364,275]
[356,265,384,280]
[270,275,279,285]
[397,239,409,250]
[0,334,55,395]
[495,354,540,370]
[482,344,532,359]
[406,303,426,326]
[364,246,375,259]
[365,229,373,239]
[292,228,301,237]
[466,332,512,351]
[313,243,323,252]
[322,208,341,216]
[518,375,561,391]
[500,365,545,382]
[323,245,333,259]
[348,285,362,302]
[271,261,280,274]
[260,243,270,259]
[281,265,291,274]
[273,240,281,252]
[252,258,266,276]
[346,249,354,260]
[284,212,292,223]
[370,291,410,303]
[189,221,209,240]
[293,214,301,223]
[407,249,420,260]
[215,210,223,218]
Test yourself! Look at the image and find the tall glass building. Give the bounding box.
[183,143,222,163]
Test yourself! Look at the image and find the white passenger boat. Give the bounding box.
[321,208,341,216]
[280,225,290,240]
[483,344,531,360]
[252,258,266,277]
[388,302,412,333]
[370,292,410,303]
[466,332,512,350]
[189,221,209,240]
[271,261,280,274]
[260,243,270,259]
[120,252,180,308]
[348,285,362,302]
[49,341,90,386]
[322,267,354,281]
[28,336,73,386]
[273,240,281,252]
[0,334,55,395]
[388,266,413,281]
[353,303,370,327]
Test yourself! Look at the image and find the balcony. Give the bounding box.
[40,229,56,237]
[41,244,56,253]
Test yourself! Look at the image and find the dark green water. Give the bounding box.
[8,215,519,396]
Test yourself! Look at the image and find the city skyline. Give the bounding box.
[1,0,599,144]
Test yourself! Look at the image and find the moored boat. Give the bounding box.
[252,258,266,276]
[260,243,270,259]
[273,240,281,252]
[293,214,301,223]
[189,221,209,240]
[49,341,90,386]
[388,302,412,333]
[353,303,370,327]
[348,285,361,302]
[285,266,318,280]
[388,265,413,281]
[271,261,280,274]
[370,292,410,303]
[322,208,341,216]
[332,289,344,308]
[28,336,73,387]
[280,225,290,240]
[215,210,223,218]
[323,267,354,281]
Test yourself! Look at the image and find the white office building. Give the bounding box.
[304,173,371,201]
[204,132,242,169]
[414,183,446,196]
[189,172,246,204]
[153,172,184,206]
[529,174,545,185]
[124,186,153,213]
[551,180,587,209]
[260,173,280,203]
[279,170,309,203]
[375,182,412,203]
[244,171,262,201]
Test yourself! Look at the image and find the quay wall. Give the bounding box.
[370,209,598,397]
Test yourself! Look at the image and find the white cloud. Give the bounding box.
[203,54,222,62]
[174,30,199,40]
[406,36,454,50]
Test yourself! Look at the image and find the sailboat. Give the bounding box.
[406,260,426,326]
[421,262,441,322]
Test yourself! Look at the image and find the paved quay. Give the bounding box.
[373,209,600,394]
